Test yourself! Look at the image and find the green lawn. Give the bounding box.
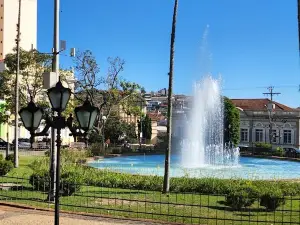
[1,156,300,224]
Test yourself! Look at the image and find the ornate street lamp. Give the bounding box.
[19,98,43,133]
[47,80,71,113]
[19,81,100,225]
[74,98,99,132]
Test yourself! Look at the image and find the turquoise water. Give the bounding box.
[88,155,300,180]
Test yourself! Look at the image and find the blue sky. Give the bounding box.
[37,0,300,107]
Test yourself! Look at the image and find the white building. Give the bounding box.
[0,0,37,70]
[232,99,300,148]
[171,98,300,149]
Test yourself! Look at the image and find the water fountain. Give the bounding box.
[181,75,240,168]
[88,26,300,180]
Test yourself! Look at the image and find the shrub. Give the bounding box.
[60,149,90,164]
[44,150,50,157]
[274,147,284,157]
[88,143,104,156]
[0,154,3,161]
[260,186,285,211]
[5,154,15,163]
[225,185,258,210]
[0,160,14,175]
[30,167,83,196]
[255,142,272,149]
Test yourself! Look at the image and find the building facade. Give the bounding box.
[232,99,300,148]
[0,0,37,67]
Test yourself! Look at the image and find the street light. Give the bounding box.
[19,81,99,225]
[75,98,99,132]
[47,80,71,113]
[101,115,107,155]
[5,110,11,158]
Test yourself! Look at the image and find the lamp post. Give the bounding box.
[101,115,107,155]
[19,81,99,225]
[5,110,11,158]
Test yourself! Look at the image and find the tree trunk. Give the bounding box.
[163,0,178,194]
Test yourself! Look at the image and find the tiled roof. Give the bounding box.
[231,98,296,111]
[147,113,165,121]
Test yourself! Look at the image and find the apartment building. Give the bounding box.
[0,0,37,70]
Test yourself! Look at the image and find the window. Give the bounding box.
[283,130,292,144]
[271,129,277,143]
[241,129,248,142]
[255,129,263,142]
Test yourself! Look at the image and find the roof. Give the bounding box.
[231,98,296,112]
[147,112,165,121]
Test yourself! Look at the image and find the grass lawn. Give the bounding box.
[1,155,300,224]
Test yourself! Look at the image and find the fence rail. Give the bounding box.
[1,175,300,224]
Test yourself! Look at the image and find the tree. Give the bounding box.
[224,97,240,146]
[163,0,178,194]
[138,115,152,141]
[103,115,137,144]
[73,50,144,134]
[0,48,71,114]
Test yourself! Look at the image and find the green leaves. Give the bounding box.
[224,97,240,146]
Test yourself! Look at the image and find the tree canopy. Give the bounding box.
[0,48,72,114]
[73,50,144,133]
[138,114,152,141]
[224,97,240,146]
[103,114,137,144]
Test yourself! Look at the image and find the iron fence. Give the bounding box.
[0,175,300,224]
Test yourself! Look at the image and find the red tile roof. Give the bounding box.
[147,113,165,121]
[231,98,296,111]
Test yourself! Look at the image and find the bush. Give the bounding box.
[225,185,258,210]
[274,147,284,157]
[30,168,83,196]
[255,143,272,149]
[5,154,15,163]
[28,158,300,197]
[88,143,104,156]
[0,154,3,161]
[260,186,285,211]
[0,160,14,175]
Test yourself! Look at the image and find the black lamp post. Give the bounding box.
[19,81,99,225]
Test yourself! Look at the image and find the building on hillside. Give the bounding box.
[231,99,300,148]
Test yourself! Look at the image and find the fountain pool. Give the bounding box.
[88,155,300,180]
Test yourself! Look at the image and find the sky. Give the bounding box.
[37,0,300,107]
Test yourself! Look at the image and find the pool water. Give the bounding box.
[88,155,300,180]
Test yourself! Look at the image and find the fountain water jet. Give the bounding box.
[181,75,239,168]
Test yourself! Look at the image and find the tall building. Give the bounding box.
[0,0,37,61]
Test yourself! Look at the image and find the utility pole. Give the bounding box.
[163,0,178,194]
[263,86,281,102]
[263,86,281,145]
[14,0,22,168]
[49,0,60,205]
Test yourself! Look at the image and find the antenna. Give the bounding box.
[70,48,76,57]
[60,40,66,51]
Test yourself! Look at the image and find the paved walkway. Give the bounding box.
[0,204,168,225]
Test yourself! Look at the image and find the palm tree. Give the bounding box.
[163,0,178,193]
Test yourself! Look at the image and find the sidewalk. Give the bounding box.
[0,204,168,225]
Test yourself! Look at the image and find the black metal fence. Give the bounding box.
[0,175,300,224]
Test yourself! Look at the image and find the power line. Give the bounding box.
[223,85,299,91]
